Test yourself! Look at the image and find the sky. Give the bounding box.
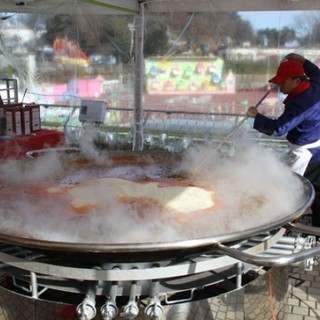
[239,11,304,30]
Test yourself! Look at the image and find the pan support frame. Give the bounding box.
[0,227,318,320]
[0,228,304,300]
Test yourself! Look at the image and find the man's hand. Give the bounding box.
[285,53,306,64]
[246,106,258,118]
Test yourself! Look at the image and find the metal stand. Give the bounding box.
[0,78,18,104]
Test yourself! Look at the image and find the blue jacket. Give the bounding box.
[254,60,320,149]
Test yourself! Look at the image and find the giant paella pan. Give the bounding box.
[0,148,314,259]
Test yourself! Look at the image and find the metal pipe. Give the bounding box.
[144,281,164,320]
[270,244,296,250]
[245,236,305,250]
[76,281,99,320]
[120,282,139,320]
[287,222,320,237]
[236,262,242,289]
[100,282,119,320]
[214,242,320,267]
[30,272,38,299]
[132,1,145,151]
[263,248,295,255]
[276,236,301,245]
[144,297,163,320]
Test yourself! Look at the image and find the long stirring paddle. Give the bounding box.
[192,86,275,174]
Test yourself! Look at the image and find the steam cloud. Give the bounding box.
[0,140,309,245]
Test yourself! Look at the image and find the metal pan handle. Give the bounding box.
[286,222,320,237]
[213,242,320,267]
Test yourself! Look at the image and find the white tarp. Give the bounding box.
[0,0,319,15]
[148,0,320,13]
[0,0,319,152]
[0,0,138,15]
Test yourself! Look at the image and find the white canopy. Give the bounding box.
[0,0,138,15]
[147,0,320,13]
[0,0,319,15]
[0,0,319,151]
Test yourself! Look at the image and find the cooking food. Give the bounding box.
[0,149,313,248]
[47,177,215,218]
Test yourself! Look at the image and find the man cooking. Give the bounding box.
[246,52,320,227]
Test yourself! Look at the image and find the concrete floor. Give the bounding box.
[287,264,320,320]
[285,213,320,320]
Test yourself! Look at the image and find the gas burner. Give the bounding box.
[0,228,318,319]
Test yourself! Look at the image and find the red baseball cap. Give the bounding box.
[268,60,305,84]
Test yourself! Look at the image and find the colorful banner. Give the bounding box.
[145,58,225,94]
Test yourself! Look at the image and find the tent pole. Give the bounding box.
[132,1,145,151]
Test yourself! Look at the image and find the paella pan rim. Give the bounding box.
[0,149,315,255]
[0,174,314,255]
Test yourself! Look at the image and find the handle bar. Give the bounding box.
[213,241,320,267]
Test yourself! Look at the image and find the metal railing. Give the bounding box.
[40,103,288,155]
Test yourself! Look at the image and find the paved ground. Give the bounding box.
[286,214,320,320]
[287,264,320,320]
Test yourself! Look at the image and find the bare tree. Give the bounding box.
[295,12,320,47]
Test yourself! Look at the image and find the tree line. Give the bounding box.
[6,11,320,64]
[37,12,320,58]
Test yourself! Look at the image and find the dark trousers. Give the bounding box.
[304,162,320,227]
